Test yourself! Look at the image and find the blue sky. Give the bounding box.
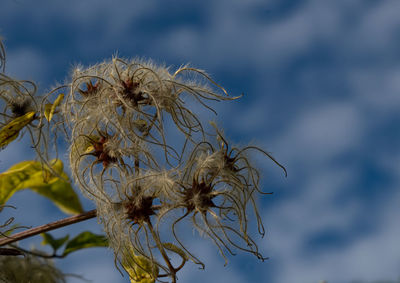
[1,0,400,282]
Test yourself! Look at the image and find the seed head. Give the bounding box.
[56,56,286,282]
[124,193,156,225]
[0,255,66,283]
[183,178,215,213]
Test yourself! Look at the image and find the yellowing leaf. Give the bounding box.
[44,93,64,122]
[73,135,98,155]
[122,246,158,283]
[125,256,157,283]
[84,145,95,154]
[0,159,83,214]
[0,111,35,149]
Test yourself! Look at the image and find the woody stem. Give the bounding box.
[0,210,97,246]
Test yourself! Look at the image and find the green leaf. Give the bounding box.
[41,233,69,252]
[0,159,83,215]
[44,93,64,122]
[62,231,108,256]
[0,111,35,149]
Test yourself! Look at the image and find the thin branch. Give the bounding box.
[0,210,97,247]
[0,247,24,256]
[9,244,64,259]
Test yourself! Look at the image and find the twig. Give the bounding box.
[0,210,97,246]
[9,244,64,258]
[0,247,24,256]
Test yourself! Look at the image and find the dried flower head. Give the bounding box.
[0,73,45,155]
[68,129,157,201]
[63,57,240,202]
[157,150,265,267]
[95,170,186,282]
[0,255,66,283]
[148,124,286,268]
[0,74,38,123]
[53,55,286,282]
[64,57,238,156]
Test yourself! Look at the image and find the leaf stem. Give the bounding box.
[0,210,97,247]
[9,244,63,258]
[147,220,177,283]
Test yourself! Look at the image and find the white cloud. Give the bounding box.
[178,239,248,283]
[262,167,400,283]
[348,67,400,113]
[158,26,201,61]
[348,0,400,55]
[271,102,364,167]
